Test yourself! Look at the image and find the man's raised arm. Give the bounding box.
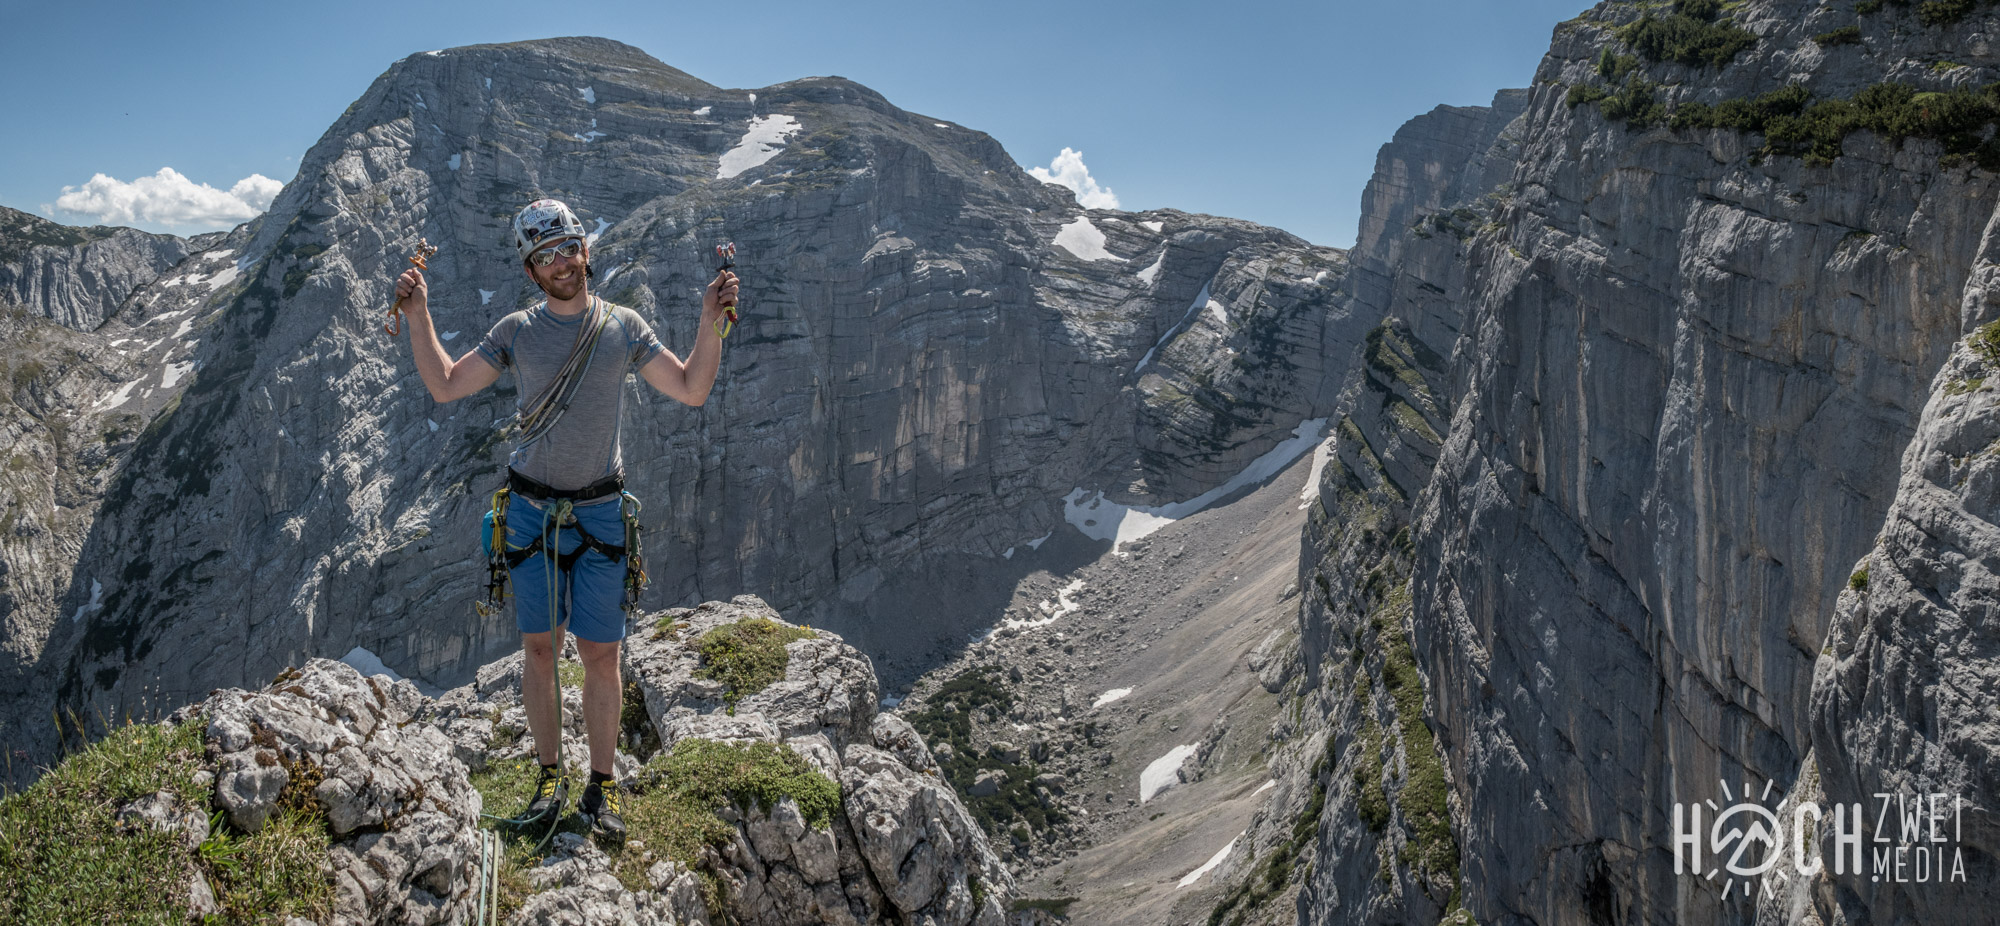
[398,267,500,402]
[638,268,735,406]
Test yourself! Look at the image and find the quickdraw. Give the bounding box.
[714,242,738,338]
[385,238,439,337]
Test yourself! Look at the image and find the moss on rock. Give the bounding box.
[693,617,814,706]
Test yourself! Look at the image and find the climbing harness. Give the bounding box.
[714,242,738,338]
[384,238,439,337]
[476,471,647,618]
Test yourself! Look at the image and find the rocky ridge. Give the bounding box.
[29,596,1009,925]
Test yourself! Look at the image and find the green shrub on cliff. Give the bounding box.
[1618,3,1758,69]
[1674,81,2000,170]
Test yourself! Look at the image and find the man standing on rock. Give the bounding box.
[395,198,736,841]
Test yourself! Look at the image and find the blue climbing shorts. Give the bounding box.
[505,492,628,644]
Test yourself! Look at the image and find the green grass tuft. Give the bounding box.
[469,738,836,920]
[1813,25,1864,45]
[1972,320,2000,366]
[693,618,814,706]
[0,717,332,923]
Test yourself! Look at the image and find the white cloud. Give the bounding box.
[1029,147,1119,209]
[53,167,282,231]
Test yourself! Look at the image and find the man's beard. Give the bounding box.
[537,264,586,301]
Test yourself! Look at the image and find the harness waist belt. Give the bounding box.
[508,469,624,503]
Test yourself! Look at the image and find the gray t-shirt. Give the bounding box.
[475,298,665,494]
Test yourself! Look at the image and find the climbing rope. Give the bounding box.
[472,497,578,910]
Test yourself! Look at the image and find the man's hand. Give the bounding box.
[704,269,739,326]
[396,267,429,318]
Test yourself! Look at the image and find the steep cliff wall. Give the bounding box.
[1404,2,2000,924]
[3,37,1352,783]
[1199,91,1528,926]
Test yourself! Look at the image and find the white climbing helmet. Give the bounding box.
[512,198,587,262]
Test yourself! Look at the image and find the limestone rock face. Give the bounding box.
[1394,3,2000,925]
[8,36,1351,780]
[1803,307,2000,923]
[1204,88,1525,926]
[186,658,484,925]
[627,596,880,748]
[0,205,195,330]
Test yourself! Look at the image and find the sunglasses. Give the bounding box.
[528,239,584,267]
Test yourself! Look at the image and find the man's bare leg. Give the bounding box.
[577,637,621,775]
[521,629,563,766]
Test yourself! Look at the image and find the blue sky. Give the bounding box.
[2,0,1588,249]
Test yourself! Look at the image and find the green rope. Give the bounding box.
[471,496,577,885]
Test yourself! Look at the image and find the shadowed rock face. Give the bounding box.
[5,37,1353,782]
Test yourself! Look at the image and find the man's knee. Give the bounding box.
[577,638,620,672]
[522,632,557,662]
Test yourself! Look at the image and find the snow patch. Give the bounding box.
[95,378,143,411]
[1039,579,1085,621]
[1137,252,1164,284]
[748,93,757,103]
[579,86,595,105]
[161,361,194,389]
[1052,216,1123,262]
[1254,779,1277,796]
[1207,297,1229,326]
[718,114,802,179]
[441,330,459,341]
[70,579,104,623]
[1178,835,1239,888]
[485,77,491,90]
[174,316,195,339]
[206,265,240,291]
[479,289,495,305]
[448,154,461,171]
[1026,531,1052,550]
[1091,687,1132,709]
[414,93,426,110]
[1140,745,1199,802]
[589,217,611,242]
[934,122,949,128]
[694,105,712,117]
[427,419,438,433]
[425,50,443,57]
[1299,433,1338,509]
[879,694,903,708]
[1002,547,1015,560]
[1066,418,1329,547]
[1142,220,1164,233]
